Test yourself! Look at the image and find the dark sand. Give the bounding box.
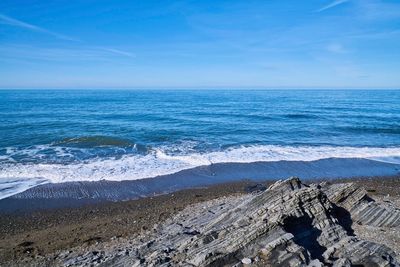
[0,180,260,263]
[3,158,399,214]
[0,176,399,264]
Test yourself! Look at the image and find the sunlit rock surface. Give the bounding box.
[25,178,400,266]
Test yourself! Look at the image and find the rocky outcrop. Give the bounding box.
[51,178,398,266]
[23,178,400,266]
[323,181,400,258]
[324,182,400,228]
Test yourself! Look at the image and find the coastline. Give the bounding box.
[1,175,399,265]
[1,156,400,265]
[1,157,400,213]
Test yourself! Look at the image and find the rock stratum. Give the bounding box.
[15,178,400,266]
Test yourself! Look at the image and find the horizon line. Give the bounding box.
[0,87,399,91]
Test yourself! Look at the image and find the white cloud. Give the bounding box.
[0,13,78,41]
[0,13,135,59]
[316,0,349,12]
[355,0,400,20]
[99,47,136,58]
[326,43,347,53]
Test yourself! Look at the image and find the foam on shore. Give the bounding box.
[1,145,400,200]
[0,157,399,214]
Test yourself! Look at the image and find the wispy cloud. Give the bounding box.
[0,13,135,59]
[0,44,136,62]
[316,0,349,12]
[326,43,347,53]
[98,47,136,58]
[0,13,78,41]
[355,0,400,20]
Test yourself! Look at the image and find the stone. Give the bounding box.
[241,257,251,264]
[246,184,267,193]
[20,178,400,267]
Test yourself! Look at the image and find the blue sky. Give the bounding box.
[0,0,399,89]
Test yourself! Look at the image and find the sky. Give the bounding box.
[0,0,399,89]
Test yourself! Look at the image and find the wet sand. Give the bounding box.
[2,158,399,215]
[0,176,399,264]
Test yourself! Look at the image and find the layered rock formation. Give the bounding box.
[324,182,400,228]
[24,178,400,266]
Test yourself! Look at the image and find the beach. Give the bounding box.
[1,175,399,266]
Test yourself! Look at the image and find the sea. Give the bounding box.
[1,89,400,199]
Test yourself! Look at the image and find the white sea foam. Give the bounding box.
[0,177,49,200]
[1,145,400,199]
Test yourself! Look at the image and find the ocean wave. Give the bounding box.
[0,177,49,200]
[54,136,136,147]
[282,114,320,119]
[0,141,147,164]
[336,126,400,135]
[1,145,400,193]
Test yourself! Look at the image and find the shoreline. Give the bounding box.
[2,157,400,213]
[0,175,399,264]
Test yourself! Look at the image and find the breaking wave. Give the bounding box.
[1,144,400,199]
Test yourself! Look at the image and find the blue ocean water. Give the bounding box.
[1,89,400,198]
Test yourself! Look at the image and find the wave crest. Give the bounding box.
[1,145,400,199]
[54,136,135,147]
[1,145,399,185]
